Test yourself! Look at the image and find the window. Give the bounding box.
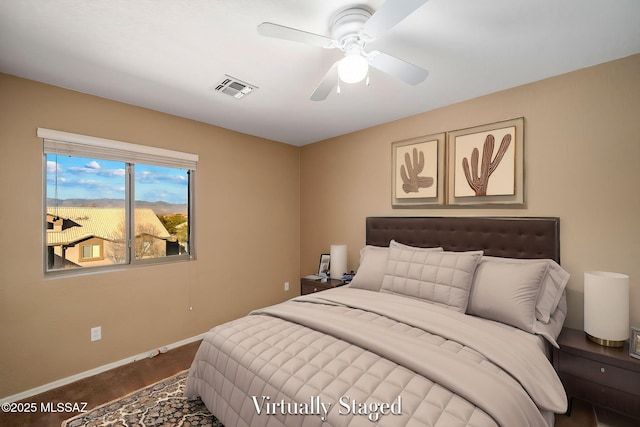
[81,243,102,261]
[40,128,197,275]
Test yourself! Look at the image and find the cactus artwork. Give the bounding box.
[449,119,522,204]
[460,133,512,196]
[400,147,434,193]
[392,136,443,207]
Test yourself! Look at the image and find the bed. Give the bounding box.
[185,216,569,427]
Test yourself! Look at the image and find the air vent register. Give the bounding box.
[214,75,257,99]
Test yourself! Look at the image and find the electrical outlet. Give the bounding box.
[284,281,290,291]
[91,326,102,342]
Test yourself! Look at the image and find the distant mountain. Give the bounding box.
[135,200,188,215]
[46,198,187,215]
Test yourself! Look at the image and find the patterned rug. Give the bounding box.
[62,370,224,427]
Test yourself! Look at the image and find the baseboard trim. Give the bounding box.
[0,333,205,404]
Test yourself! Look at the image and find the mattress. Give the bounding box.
[185,287,566,427]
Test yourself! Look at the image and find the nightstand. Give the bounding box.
[300,277,344,295]
[553,327,640,419]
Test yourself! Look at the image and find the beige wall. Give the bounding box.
[301,54,640,331]
[0,74,300,398]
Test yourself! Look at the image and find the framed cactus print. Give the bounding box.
[392,133,445,207]
[447,118,524,205]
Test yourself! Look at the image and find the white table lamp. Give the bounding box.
[584,271,630,347]
[330,245,347,280]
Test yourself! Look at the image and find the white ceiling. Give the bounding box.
[1,0,639,146]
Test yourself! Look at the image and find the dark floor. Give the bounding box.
[1,339,604,427]
[0,340,201,427]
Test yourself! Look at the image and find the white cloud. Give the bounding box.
[85,160,101,169]
[47,161,61,173]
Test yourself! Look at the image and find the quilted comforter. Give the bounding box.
[185,287,566,427]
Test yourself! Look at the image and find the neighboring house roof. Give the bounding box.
[46,207,170,246]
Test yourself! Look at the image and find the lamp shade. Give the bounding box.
[330,245,347,280]
[584,271,629,347]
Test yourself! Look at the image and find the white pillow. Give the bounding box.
[481,256,570,323]
[381,248,482,312]
[467,260,549,332]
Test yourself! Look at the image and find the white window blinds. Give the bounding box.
[38,128,198,170]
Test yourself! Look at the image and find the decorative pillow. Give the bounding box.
[381,248,482,312]
[481,256,570,323]
[390,240,444,252]
[348,246,389,292]
[467,260,549,332]
[349,244,443,292]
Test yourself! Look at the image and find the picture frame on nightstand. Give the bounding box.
[318,254,330,276]
[631,327,640,359]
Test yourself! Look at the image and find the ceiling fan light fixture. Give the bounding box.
[338,53,369,84]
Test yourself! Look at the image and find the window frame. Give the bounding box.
[40,128,197,277]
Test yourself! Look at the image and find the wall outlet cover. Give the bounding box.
[91,326,102,342]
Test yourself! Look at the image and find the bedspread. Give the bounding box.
[185,287,566,427]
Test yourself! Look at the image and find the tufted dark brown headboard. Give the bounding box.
[366,217,560,263]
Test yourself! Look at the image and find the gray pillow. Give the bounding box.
[349,244,443,292]
[467,260,549,332]
[348,246,389,292]
[381,248,482,312]
[390,240,444,252]
[534,290,567,348]
[480,256,570,324]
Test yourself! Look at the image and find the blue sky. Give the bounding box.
[46,155,188,204]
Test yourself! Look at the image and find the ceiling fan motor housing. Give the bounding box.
[331,7,372,46]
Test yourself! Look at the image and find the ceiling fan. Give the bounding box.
[257,0,430,101]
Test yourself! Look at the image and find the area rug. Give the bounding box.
[61,369,597,427]
[62,370,224,427]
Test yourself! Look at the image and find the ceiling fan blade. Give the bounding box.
[369,51,428,85]
[257,22,336,48]
[362,0,430,40]
[310,62,339,101]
